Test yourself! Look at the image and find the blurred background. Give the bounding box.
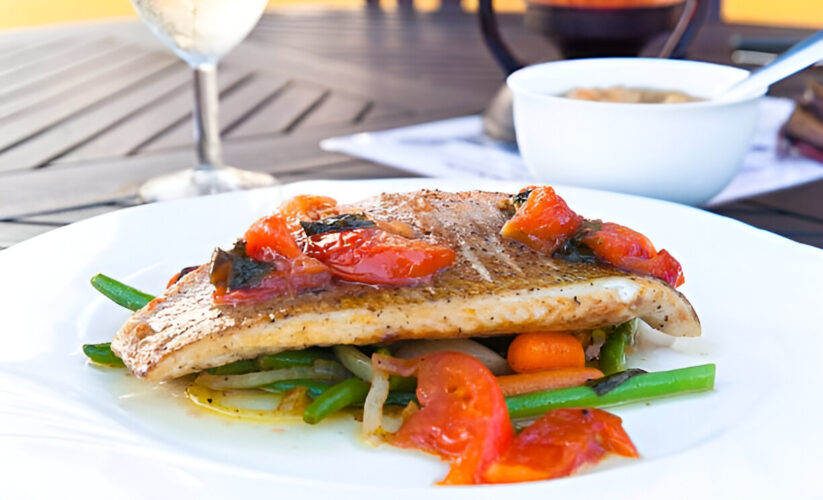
[1,0,822,30]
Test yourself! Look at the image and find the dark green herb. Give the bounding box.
[300,213,376,237]
[511,189,533,209]
[208,241,274,292]
[553,219,603,264]
[586,368,648,396]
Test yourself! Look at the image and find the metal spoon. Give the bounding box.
[717,30,823,102]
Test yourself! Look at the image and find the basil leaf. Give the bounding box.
[586,368,648,396]
[301,213,376,236]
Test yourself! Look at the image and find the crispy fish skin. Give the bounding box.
[112,190,700,381]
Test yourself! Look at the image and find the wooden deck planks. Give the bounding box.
[0,52,177,159]
[58,67,252,163]
[224,81,327,138]
[0,63,193,170]
[138,72,290,152]
[296,92,371,130]
[0,42,137,117]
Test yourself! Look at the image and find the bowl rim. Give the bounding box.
[507,57,767,109]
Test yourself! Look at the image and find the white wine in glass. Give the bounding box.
[131,0,276,201]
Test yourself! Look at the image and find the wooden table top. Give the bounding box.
[0,5,822,250]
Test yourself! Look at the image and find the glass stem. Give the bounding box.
[192,63,224,170]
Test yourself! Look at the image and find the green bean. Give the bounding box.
[384,391,417,406]
[302,377,370,424]
[349,391,417,408]
[206,359,259,375]
[257,349,331,370]
[207,349,332,375]
[599,319,639,375]
[82,342,125,367]
[506,364,715,419]
[390,375,417,392]
[259,379,331,399]
[90,273,155,311]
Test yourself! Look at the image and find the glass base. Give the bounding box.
[138,166,278,202]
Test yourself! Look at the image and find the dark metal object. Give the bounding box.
[477,0,704,142]
[524,3,686,59]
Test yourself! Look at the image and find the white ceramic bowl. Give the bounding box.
[507,58,766,205]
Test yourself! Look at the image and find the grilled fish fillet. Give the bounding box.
[112,190,700,381]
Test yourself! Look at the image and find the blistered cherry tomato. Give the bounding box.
[581,222,684,287]
[244,214,301,261]
[483,408,638,484]
[374,352,514,485]
[305,228,455,285]
[501,186,583,254]
[279,195,338,245]
[214,254,332,305]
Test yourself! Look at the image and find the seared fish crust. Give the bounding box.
[112,190,700,380]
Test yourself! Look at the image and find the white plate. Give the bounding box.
[2,178,822,499]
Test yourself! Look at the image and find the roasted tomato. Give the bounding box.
[279,195,339,245]
[483,408,639,484]
[374,352,514,485]
[244,214,301,261]
[214,254,332,305]
[213,213,333,304]
[501,186,583,254]
[581,222,684,287]
[305,228,455,285]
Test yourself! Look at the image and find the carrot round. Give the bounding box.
[507,332,585,374]
[496,367,604,397]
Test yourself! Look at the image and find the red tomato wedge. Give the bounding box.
[581,222,685,287]
[501,186,583,254]
[305,228,456,285]
[244,214,302,261]
[375,352,639,486]
[374,352,514,485]
[483,408,639,484]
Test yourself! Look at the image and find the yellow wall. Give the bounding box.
[0,0,821,31]
[722,0,823,29]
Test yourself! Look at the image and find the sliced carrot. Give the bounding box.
[507,332,585,374]
[496,367,604,397]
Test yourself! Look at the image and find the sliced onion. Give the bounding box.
[333,345,373,381]
[362,365,390,445]
[185,384,304,423]
[393,339,512,375]
[195,365,328,390]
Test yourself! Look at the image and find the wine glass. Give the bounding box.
[130,0,276,201]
